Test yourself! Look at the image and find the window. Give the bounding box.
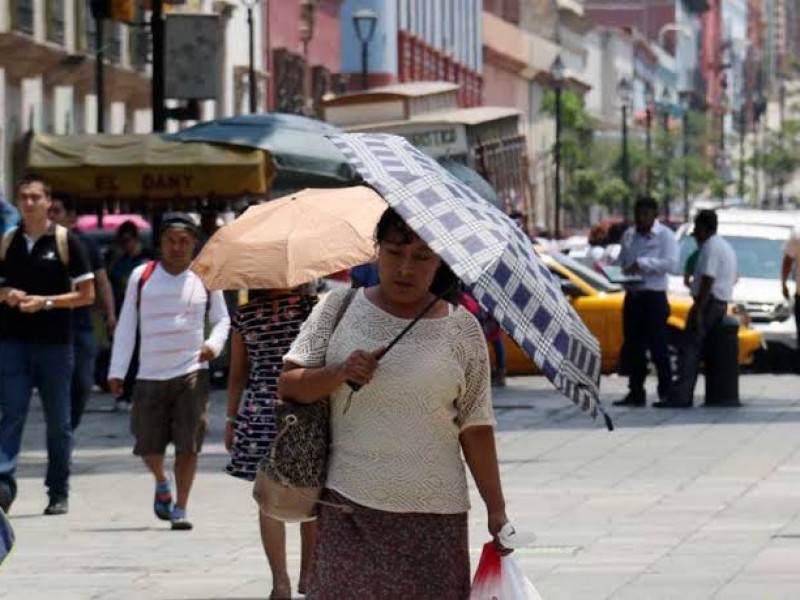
[46,0,66,44]
[548,252,622,293]
[15,0,35,34]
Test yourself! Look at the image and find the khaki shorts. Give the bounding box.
[131,371,210,456]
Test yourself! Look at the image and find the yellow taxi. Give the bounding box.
[501,250,764,375]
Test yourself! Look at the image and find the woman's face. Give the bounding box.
[377,230,442,305]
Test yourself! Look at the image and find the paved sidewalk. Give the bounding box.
[1,373,799,599]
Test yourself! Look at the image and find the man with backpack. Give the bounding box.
[108,212,229,530]
[0,175,95,515]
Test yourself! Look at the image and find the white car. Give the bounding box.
[669,209,800,352]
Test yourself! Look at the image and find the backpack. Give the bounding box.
[136,260,211,315]
[0,225,69,267]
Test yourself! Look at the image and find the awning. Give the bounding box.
[27,134,275,202]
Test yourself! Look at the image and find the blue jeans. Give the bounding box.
[71,328,96,430]
[0,341,74,500]
[492,338,506,372]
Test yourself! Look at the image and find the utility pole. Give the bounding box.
[151,0,166,132]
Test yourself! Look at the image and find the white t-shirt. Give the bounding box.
[109,263,230,381]
[283,288,494,514]
[783,225,800,289]
[691,234,738,302]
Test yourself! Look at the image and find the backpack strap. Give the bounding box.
[136,261,158,312]
[54,225,69,268]
[0,228,18,262]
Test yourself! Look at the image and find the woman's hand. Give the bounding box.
[337,348,382,386]
[224,421,235,452]
[488,509,513,555]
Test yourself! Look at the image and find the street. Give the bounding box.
[1,373,800,599]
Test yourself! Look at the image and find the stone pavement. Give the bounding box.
[1,373,800,599]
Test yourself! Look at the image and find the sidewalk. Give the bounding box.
[1,373,799,599]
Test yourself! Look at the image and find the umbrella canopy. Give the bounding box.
[164,113,355,188]
[190,187,387,290]
[27,134,274,202]
[437,159,504,211]
[329,133,607,427]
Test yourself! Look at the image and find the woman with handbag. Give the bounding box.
[279,208,509,599]
[225,287,318,599]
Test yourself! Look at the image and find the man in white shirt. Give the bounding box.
[658,209,737,408]
[614,197,679,407]
[781,224,800,367]
[109,213,230,530]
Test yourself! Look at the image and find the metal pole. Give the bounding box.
[554,85,562,239]
[779,82,786,205]
[738,106,746,198]
[248,5,257,113]
[621,104,630,220]
[645,107,652,192]
[151,0,166,132]
[95,16,105,133]
[662,108,670,219]
[361,41,369,90]
[682,106,689,221]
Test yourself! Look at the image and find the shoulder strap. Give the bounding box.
[136,261,158,312]
[0,228,17,262]
[331,289,356,335]
[54,225,69,268]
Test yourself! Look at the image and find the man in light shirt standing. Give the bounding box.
[614,197,679,407]
[659,209,737,408]
[781,224,800,369]
[109,213,230,530]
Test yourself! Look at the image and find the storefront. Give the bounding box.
[322,82,532,220]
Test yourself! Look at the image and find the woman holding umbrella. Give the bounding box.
[225,285,318,599]
[279,208,509,598]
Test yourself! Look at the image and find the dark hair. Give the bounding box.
[17,173,52,196]
[694,209,718,234]
[117,220,139,239]
[51,193,77,213]
[634,196,658,213]
[375,208,461,303]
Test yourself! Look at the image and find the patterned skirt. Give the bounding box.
[307,489,471,600]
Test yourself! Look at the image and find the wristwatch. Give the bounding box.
[43,298,55,311]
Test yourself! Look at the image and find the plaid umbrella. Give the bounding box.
[330,133,610,429]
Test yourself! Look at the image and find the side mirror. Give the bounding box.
[560,280,584,298]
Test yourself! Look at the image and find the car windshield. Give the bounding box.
[677,231,787,280]
[547,251,622,293]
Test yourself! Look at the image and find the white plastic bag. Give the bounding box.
[470,541,543,600]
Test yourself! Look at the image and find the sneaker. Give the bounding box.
[115,398,132,413]
[44,497,69,516]
[0,481,14,514]
[154,480,173,521]
[170,506,193,531]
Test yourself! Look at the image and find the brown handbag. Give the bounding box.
[253,289,356,523]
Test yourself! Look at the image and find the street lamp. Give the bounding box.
[617,77,633,220]
[659,87,672,219]
[352,8,378,91]
[645,85,654,191]
[551,55,565,239]
[680,91,691,221]
[242,0,261,114]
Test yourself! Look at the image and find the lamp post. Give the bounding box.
[617,77,633,220]
[352,8,378,91]
[680,91,690,221]
[242,0,260,113]
[659,88,671,219]
[645,85,654,192]
[551,55,565,240]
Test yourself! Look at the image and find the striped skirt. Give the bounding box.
[307,489,471,600]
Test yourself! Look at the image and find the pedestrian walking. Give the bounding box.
[660,209,737,408]
[225,286,318,599]
[613,196,679,407]
[107,220,152,411]
[0,174,95,515]
[0,190,19,234]
[108,212,230,530]
[781,223,800,369]
[279,208,509,599]
[48,194,117,429]
[461,292,507,387]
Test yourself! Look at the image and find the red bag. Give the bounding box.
[470,542,543,600]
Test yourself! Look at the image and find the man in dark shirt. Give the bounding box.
[49,195,117,429]
[0,175,95,515]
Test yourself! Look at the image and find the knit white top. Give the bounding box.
[284,287,494,514]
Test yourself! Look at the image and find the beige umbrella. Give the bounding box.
[190,186,387,290]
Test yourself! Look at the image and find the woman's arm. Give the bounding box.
[278,348,381,404]
[461,425,508,538]
[224,332,249,450]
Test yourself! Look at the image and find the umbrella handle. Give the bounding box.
[347,380,362,392]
